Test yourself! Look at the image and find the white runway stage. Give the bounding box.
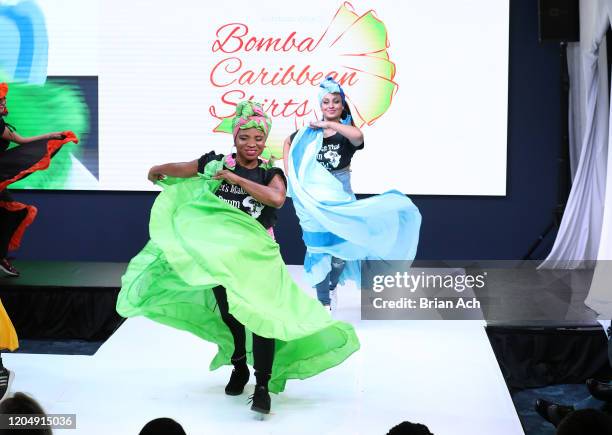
[3,266,524,434]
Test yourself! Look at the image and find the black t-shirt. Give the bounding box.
[290,130,364,172]
[197,151,286,229]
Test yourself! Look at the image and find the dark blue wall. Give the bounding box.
[9,0,562,264]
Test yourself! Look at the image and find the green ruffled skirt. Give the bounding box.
[117,175,360,393]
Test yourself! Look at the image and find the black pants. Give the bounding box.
[212,286,274,378]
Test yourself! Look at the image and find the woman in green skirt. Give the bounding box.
[117,100,359,415]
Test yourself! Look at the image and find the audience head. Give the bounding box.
[0,392,52,434]
[139,417,186,435]
[556,409,612,435]
[387,421,434,435]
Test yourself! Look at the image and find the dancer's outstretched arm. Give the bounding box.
[309,120,363,146]
[213,170,286,209]
[147,160,198,183]
[1,129,64,145]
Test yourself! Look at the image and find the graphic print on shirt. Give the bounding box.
[217,182,264,219]
[242,196,264,218]
[318,143,342,170]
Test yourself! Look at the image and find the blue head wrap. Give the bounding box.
[318,77,346,105]
[318,77,351,125]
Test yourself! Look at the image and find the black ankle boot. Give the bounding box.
[249,385,271,414]
[587,378,612,402]
[534,399,574,427]
[225,359,250,396]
